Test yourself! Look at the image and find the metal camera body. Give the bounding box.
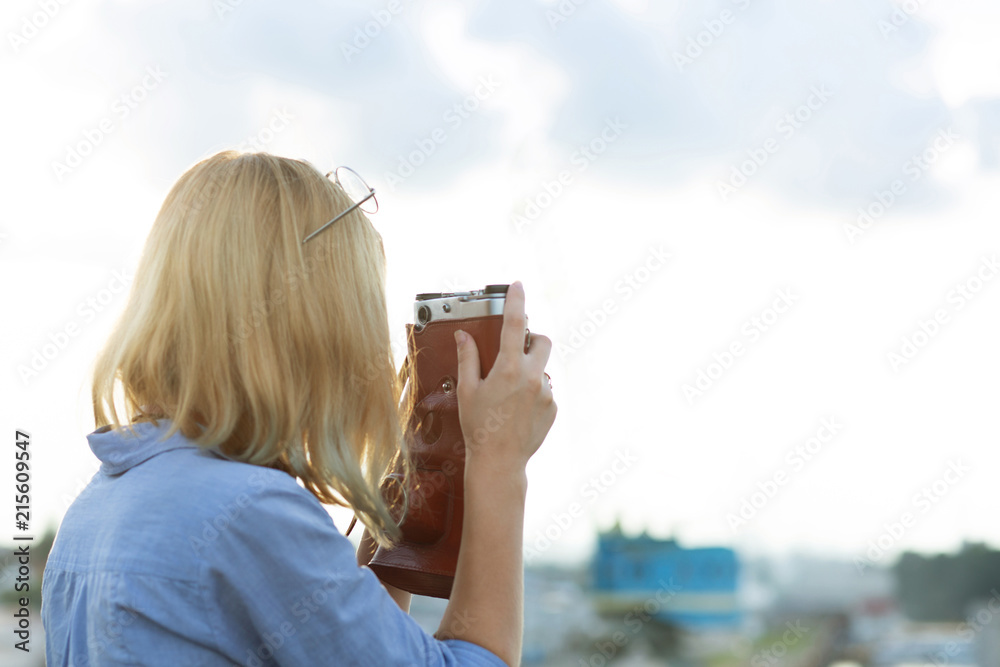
[367,284,511,599]
[413,284,509,330]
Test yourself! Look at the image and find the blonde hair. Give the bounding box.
[92,151,408,545]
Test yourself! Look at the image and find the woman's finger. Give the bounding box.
[455,330,481,397]
[497,281,527,361]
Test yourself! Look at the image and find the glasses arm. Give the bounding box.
[301,189,376,244]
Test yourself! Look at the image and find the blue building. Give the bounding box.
[591,529,741,630]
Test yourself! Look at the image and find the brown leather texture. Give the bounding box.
[368,314,504,598]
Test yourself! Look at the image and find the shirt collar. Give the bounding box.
[87,420,229,475]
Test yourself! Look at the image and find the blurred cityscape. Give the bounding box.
[6,526,1000,666]
[416,527,1000,667]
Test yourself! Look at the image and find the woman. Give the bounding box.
[41,151,557,666]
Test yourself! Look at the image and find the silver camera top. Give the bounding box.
[413,285,508,328]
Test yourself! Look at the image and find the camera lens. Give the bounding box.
[417,305,431,325]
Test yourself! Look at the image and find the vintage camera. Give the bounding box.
[367,285,512,598]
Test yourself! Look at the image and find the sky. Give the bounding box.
[2,0,999,567]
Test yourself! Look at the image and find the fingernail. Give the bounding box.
[512,280,523,290]
[454,330,467,346]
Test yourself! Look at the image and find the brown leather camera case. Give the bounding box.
[368,314,504,599]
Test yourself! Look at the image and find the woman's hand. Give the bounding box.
[439,281,557,666]
[356,527,411,612]
[355,526,378,568]
[453,281,557,475]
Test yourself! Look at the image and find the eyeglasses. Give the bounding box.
[302,166,378,244]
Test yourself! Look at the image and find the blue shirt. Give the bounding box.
[42,421,505,666]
